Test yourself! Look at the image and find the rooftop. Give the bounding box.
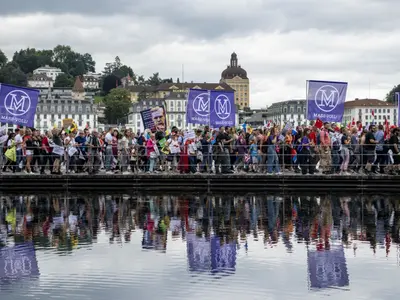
[344,98,395,107]
[72,76,85,93]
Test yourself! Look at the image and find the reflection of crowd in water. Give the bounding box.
[0,194,400,255]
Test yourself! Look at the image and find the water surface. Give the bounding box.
[0,193,399,300]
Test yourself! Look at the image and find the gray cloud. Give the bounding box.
[1,0,399,40]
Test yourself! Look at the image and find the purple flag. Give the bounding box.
[186,233,211,272]
[210,236,236,274]
[396,92,400,126]
[186,234,236,274]
[186,89,210,125]
[210,90,236,128]
[307,245,349,289]
[0,83,39,127]
[307,80,348,123]
[0,242,40,282]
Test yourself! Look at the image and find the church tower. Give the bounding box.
[72,76,85,101]
[220,52,250,109]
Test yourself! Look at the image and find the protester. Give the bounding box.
[1,118,399,176]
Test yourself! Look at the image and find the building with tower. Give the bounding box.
[220,52,250,109]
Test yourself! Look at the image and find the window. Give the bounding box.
[297,107,301,113]
[86,106,90,113]
[57,106,62,113]
[283,108,287,113]
[149,100,152,106]
[388,115,390,120]
[178,121,182,128]
[170,114,174,120]
[170,101,174,111]
[378,115,381,120]
[290,107,294,113]
[365,108,368,113]
[71,106,75,113]
[378,109,381,113]
[137,121,140,127]
[366,115,369,120]
[78,105,82,113]
[383,109,386,113]
[177,101,181,112]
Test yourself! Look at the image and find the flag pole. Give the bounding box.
[305,80,309,125]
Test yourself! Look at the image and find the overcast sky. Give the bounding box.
[1,0,399,108]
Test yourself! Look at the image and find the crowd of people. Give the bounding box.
[0,120,399,175]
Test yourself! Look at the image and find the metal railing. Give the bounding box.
[0,143,398,175]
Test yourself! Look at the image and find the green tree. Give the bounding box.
[53,45,72,64]
[82,53,96,73]
[102,74,121,94]
[54,73,73,87]
[146,72,162,86]
[113,65,135,80]
[385,84,400,103]
[0,62,27,86]
[103,88,132,124]
[12,48,40,74]
[0,49,7,68]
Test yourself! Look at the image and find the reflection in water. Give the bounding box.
[0,194,400,298]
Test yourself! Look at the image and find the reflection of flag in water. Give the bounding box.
[186,233,236,274]
[186,233,211,272]
[307,244,349,289]
[0,242,39,282]
[211,237,236,274]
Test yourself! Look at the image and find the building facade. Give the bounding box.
[82,75,100,90]
[343,99,397,126]
[126,82,235,103]
[33,65,64,81]
[220,52,250,109]
[33,77,98,131]
[28,74,54,88]
[266,100,307,127]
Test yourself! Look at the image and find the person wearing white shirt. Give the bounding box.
[167,134,180,172]
[104,127,113,173]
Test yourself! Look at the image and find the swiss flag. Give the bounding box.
[371,109,375,117]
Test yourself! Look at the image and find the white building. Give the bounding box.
[82,75,100,90]
[343,99,397,126]
[85,72,102,79]
[266,99,307,127]
[28,74,54,88]
[34,77,98,131]
[33,65,64,81]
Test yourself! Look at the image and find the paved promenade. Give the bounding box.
[0,173,398,194]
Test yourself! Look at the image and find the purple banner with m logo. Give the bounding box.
[0,83,39,127]
[186,233,236,274]
[186,89,236,128]
[0,242,40,282]
[307,80,348,122]
[186,89,210,125]
[210,90,235,128]
[307,245,349,289]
